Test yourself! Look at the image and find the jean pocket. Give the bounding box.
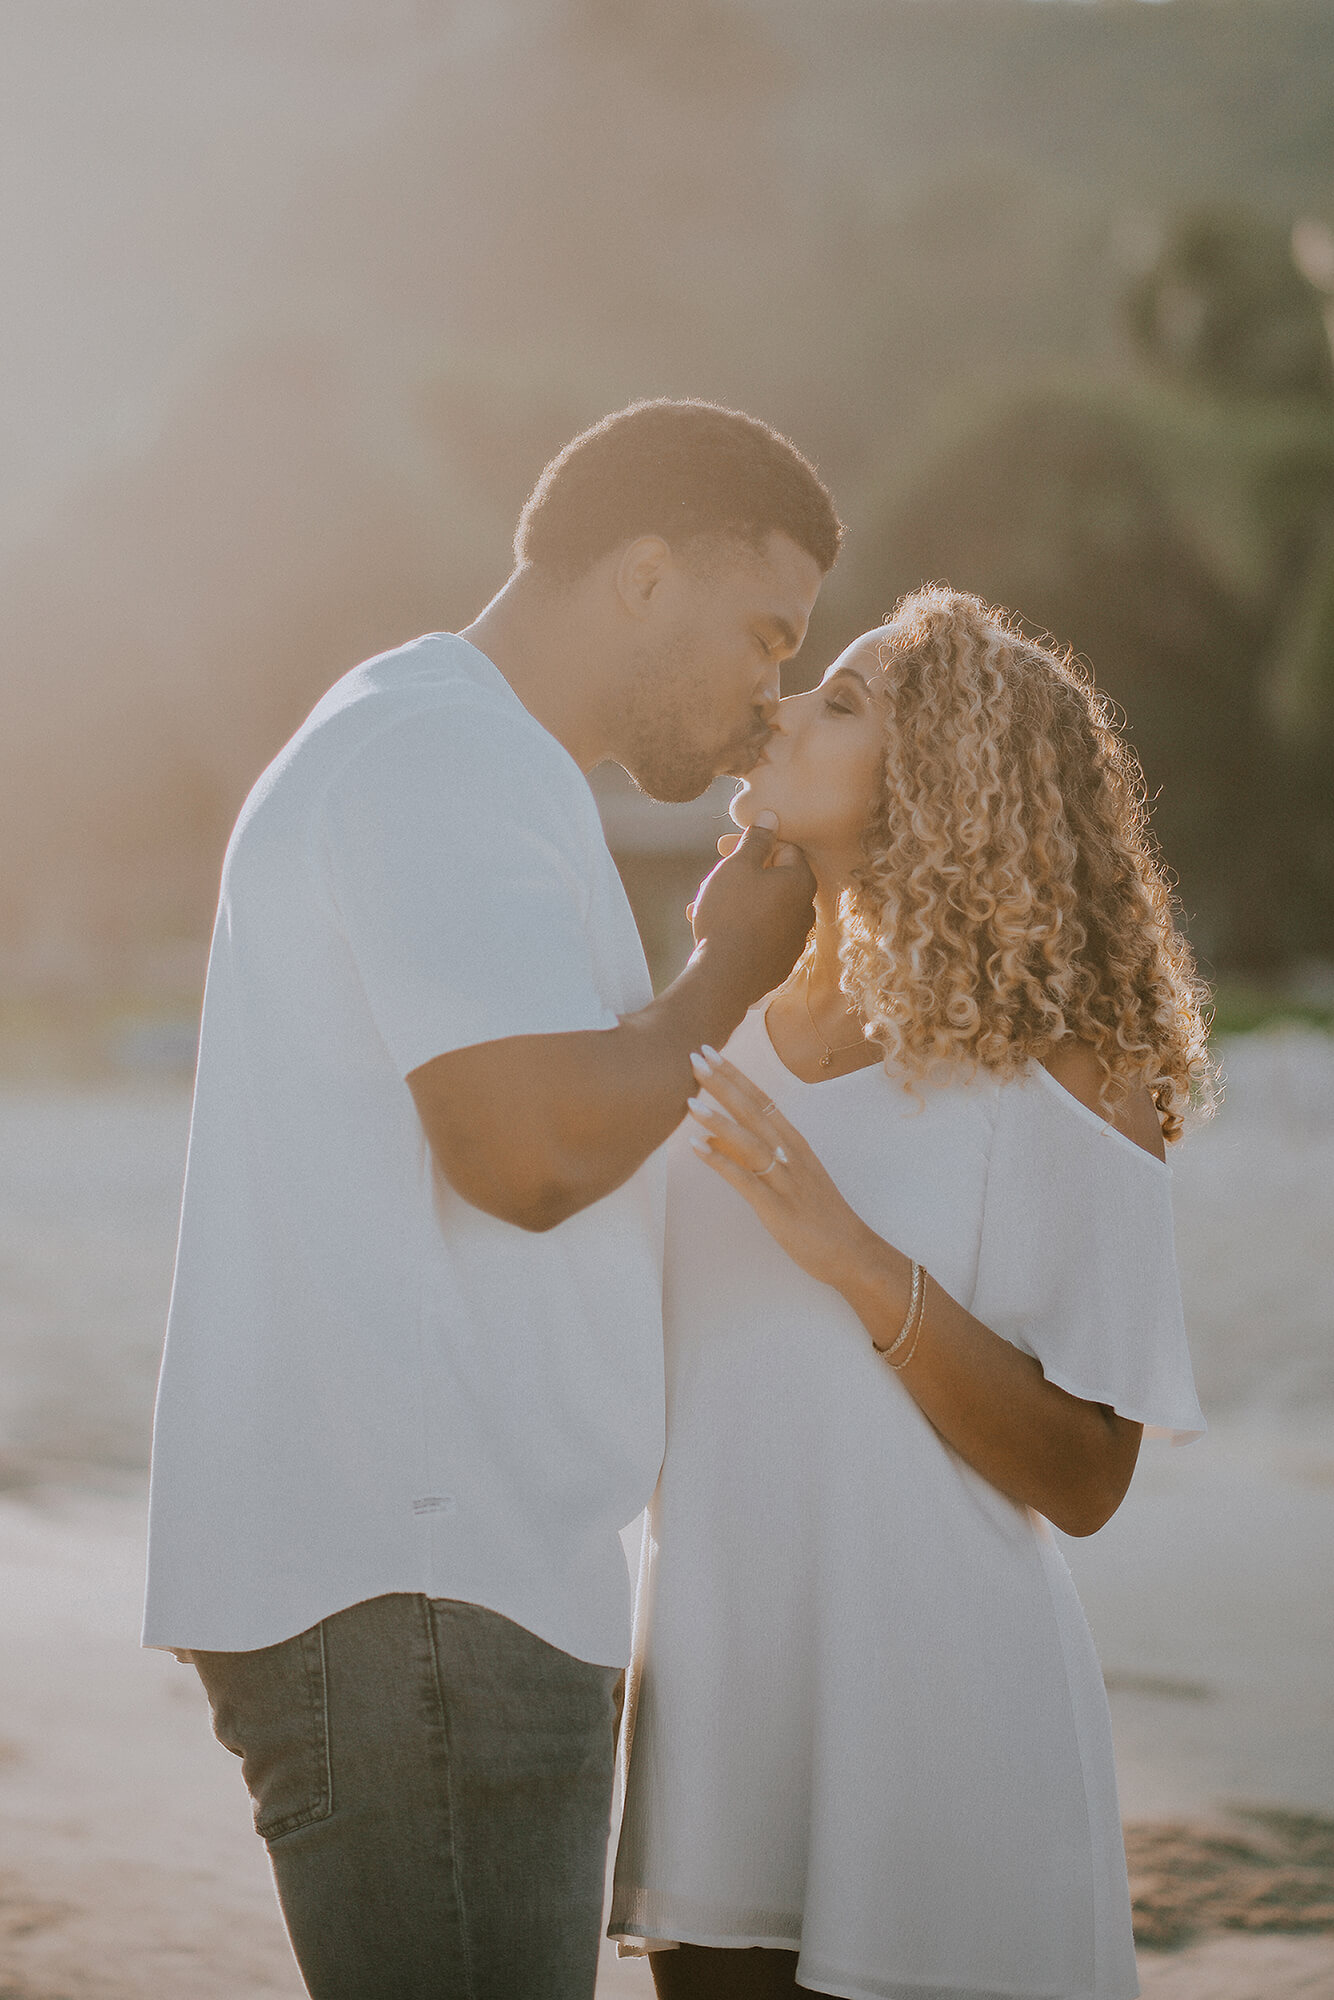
[194,1623,334,1842]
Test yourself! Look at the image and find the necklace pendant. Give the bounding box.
[819,1052,833,1068]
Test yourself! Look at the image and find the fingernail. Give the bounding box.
[686,1093,705,1114]
[701,1045,722,1064]
[689,1136,712,1158]
[754,810,778,831]
[689,1051,710,1079]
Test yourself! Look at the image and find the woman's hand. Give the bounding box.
[687,1052,1142,1535]
[686,1047,874,1290]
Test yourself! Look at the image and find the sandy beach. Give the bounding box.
[1,1028,1332,1998]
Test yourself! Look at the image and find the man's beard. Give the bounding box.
[615,636,764,804]
[620,732,719,804]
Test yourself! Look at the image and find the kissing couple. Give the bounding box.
[145,399,1208,2000]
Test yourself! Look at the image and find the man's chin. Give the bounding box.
[623,736,765,805]
[624,762,717,806]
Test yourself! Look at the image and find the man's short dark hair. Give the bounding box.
[514,399,842,580]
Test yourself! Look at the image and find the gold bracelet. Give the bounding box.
[886,1270,928,1372]
[872,1259,921,1358]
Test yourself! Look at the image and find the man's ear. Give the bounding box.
[613,536,673,621]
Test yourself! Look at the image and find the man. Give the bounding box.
[144,399,841,1998]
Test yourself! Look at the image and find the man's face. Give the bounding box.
[616,530,826,804]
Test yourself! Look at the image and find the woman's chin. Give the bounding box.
[729,785,770,830]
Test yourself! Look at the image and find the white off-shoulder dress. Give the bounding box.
[609,1003,1205,2000]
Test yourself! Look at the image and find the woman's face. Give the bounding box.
[729,630,890,876]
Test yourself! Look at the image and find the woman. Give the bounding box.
[609,588,1213,2000]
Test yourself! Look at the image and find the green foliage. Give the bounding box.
[1210,981,1334,1038]
[839,202,1334,973]
[1129,209,1333,399]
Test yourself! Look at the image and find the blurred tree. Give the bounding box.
[1127,209,1333,400]
[850,209,1334,973]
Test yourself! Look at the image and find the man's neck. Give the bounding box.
[459,569,614,772]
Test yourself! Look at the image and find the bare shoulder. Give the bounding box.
[1041,1039,1167,1164]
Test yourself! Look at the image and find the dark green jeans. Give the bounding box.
[193,1593,623,1999]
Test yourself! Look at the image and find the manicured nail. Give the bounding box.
[701,1045,722,1065]
[689,1136,712,1158]
[689,1051,710,1080]
[754,810,778,831]
[686,1093,706,1114]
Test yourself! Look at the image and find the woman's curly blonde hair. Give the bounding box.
[839,587,1216,1141]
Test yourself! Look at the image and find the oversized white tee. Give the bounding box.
[144,633,666,1667]
[611,1002,1204,2000]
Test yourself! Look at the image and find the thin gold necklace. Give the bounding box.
[802,964,866,1069]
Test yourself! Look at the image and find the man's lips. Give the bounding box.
[726,734,773,779]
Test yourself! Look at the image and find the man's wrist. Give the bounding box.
[671,935,764,1038]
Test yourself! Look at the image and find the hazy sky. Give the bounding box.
[0,4,459,549]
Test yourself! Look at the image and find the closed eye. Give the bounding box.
[819,666,871,714]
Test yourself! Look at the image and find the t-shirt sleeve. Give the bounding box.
[319,699,617,1076]
[968,1068,1205,1442]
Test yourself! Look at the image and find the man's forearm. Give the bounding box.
[409,821,817,1227]
[409,939,763,1230]
[542,938,765,1214]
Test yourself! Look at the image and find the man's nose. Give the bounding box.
[766,688,803,737]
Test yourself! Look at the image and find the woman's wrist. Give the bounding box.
[836,1226,916,1340]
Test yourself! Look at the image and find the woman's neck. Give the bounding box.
[804,887,854,1012]
[765,871,877,1079]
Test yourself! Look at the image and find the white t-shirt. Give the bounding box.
[143,633,666,1667]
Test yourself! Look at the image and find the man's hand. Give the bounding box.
[408,817,814,1234]
[688,816,815,1007]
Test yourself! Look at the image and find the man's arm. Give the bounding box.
[406,823,814,1229]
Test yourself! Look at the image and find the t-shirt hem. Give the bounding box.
[142,1576,634,1669]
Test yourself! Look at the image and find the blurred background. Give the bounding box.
[2,0,1334,1038]
[1,4,1332,1995]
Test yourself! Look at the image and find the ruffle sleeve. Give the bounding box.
[969,1064,1205,1442]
